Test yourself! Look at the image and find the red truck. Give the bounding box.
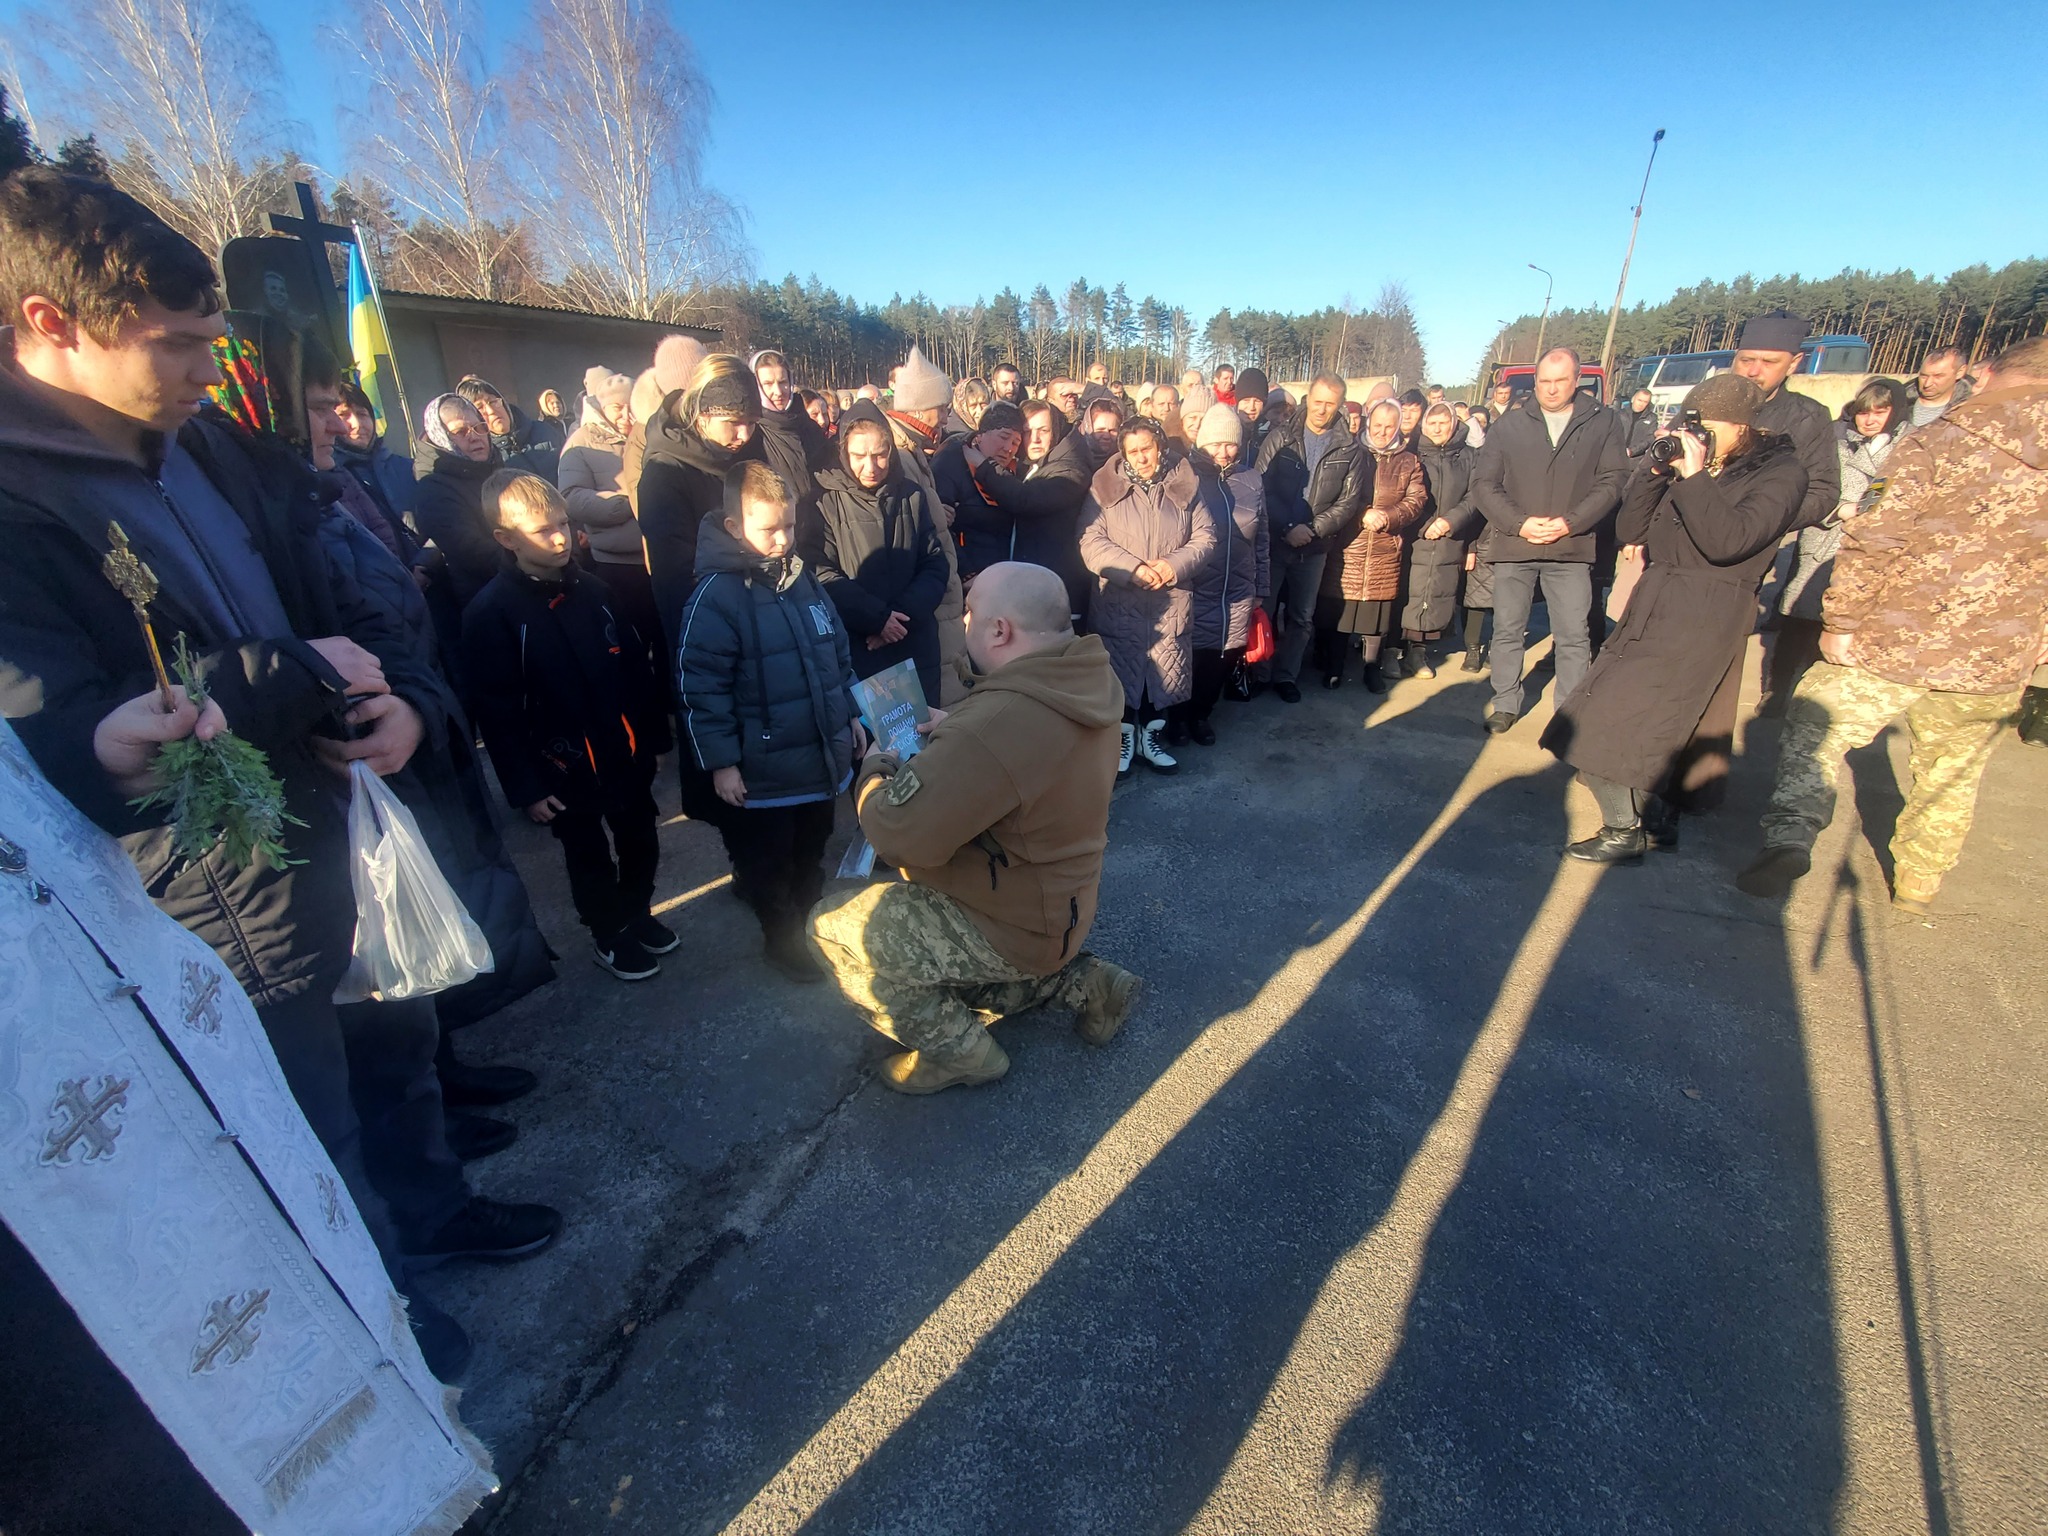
[1484,360,1608,405]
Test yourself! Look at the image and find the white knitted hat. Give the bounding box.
[1196,402,1243,449]
[891,345,952,413]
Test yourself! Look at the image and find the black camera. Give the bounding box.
[1648,409,1711,467]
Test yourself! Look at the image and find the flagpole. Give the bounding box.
[350,223,413,448]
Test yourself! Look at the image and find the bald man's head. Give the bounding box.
[964,561,1074,672]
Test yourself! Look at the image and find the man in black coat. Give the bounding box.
[1729,313,1842,530]
[1258,373,1369,701]
[0,171,556,1374]
[1471,347,1629,731]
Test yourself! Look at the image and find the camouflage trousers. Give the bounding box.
[1761,660,2023,885]
[808,882,1089,1060]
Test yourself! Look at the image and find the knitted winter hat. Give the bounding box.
[1182,383,1215,417]
[1681,373,1766,426]
[584,365,632,408]
[1235,367,1269,400]
[653,334,710,395]
[1196,402,1243,449]
[891,345,952,413]
[629,368,664,425]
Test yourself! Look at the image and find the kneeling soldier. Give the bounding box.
[810,562,1143,1093]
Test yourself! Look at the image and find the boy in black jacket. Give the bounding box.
[678,461,863,982]
[464,471,674,980]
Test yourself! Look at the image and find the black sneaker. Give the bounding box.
[627,913,681,954]
[445,1110,517,1163]
[1188,716,1217,747]
[403,1196,562,1267]
[1484,710,1518,735]
[1460,648,1487,674]
[1274,680,1302,704]
[406,1291,472,1381]
[595,932,661,981]
[439,1059,538,1107]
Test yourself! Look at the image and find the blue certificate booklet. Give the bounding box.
[851,661,931,761]
[837,662,933,881]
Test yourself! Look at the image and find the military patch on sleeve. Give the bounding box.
[882,767,922,806]
[1858,476,1888,516]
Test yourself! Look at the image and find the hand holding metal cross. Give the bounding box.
[99,521,178,711]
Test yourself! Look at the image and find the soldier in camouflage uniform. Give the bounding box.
[1739,340,2048,912]
[809,562,1142,1094]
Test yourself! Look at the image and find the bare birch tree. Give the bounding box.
[331,0,516,300]
[28,0,287,256]
[512,0,747,321]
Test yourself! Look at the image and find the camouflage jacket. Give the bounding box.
[1824,383,2048,692]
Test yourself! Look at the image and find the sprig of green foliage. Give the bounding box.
[130,636,305,870]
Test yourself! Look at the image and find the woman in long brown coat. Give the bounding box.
[1079,417,1218,777]
[1315,398,1427,692]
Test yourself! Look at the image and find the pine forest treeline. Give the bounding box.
[1486,261,2048,379]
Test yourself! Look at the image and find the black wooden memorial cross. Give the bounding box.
[267,181,357,366]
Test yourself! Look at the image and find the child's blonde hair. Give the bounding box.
[484,469,566,527]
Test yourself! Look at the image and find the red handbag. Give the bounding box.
[1243,605,1276,666]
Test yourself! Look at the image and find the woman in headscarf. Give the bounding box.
[413,389,503,608]
[1316,398,1427,693]
[1079,416,1218,777]
[636,352,766,647]
[1760,376,1911,712]
[808,399,952,705]
[1177,403,1268,745]
[559,365,666,693]
[947,376,993,441]
[1394,402,1482,679]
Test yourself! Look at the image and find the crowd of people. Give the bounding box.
[2,161,2045,1429]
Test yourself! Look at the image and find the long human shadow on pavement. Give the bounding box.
[492,678,1502,1532]
[772,687,1643,1532]
[1316,784,1846,1532]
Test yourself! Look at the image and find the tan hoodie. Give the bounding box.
[856,633,1125,974]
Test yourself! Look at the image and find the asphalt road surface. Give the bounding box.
[417,638,2047,1536]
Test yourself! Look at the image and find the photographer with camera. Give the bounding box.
[1539,374,1808,863]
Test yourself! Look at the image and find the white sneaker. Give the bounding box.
[1118,722,1135,776]
[1137,718,1179,774]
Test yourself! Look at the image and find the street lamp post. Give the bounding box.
[1599,128,1666,395]
[1529,263,1553,363]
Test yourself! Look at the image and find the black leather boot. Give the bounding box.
[1567,825,1647,864]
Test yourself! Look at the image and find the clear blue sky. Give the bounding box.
[10,0,2043,381]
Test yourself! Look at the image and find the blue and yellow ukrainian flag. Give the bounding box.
[346,241,407,443]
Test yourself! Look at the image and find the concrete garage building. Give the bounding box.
[377,289,717,450]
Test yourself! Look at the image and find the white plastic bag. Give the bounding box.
[332,760,494,1003]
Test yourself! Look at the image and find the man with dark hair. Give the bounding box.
[455,373,560,481]
[990,361,1025,404]
[1046,376,1082,422]
[0,170,556,1377]
[1258,372,1369,702]
[1471,346,1628,732]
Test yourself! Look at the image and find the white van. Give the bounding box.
[1618,335,1875,418]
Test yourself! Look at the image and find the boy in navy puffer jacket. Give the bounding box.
[677,462,863,981]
